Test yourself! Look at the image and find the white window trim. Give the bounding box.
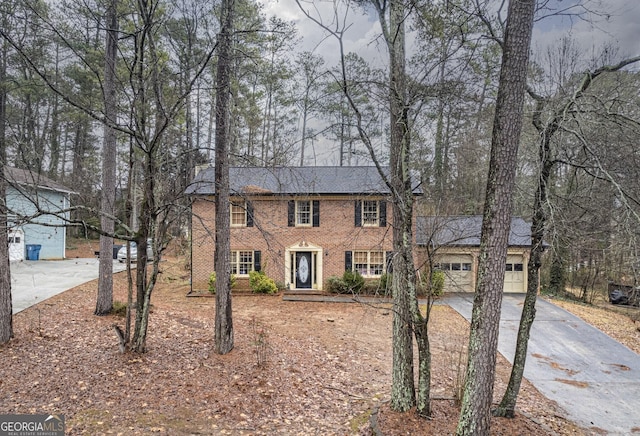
[353,250,385,277]
[231,250,254,276]
[230,202,247,227]
[295,200,312,227]
[362,200,379,227]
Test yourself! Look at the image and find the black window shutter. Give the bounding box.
[345,251,353,271]
[354,200,362,227]
[246,202,254,227]
[312,200,320,227]
[386,251,394,273]
[379,200,387,227]
[254,251,261,272]
[287,200,295,227]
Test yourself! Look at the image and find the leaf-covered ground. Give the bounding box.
[0,247,601,434]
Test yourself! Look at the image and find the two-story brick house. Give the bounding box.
[186,166,420,292]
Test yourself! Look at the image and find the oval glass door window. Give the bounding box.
[298,255,309,284]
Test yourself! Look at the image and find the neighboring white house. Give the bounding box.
[5,167,74,261]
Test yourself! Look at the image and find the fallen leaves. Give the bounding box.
[0,256,590,435]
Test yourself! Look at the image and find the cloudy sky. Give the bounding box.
[255,0,640,164]
[258,0,640,67]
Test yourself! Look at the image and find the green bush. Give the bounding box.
[249,271,278,294]
[327,270,365,294]
[343,270,365,292]
[208,272,236,294]
[326,275,347,293]
[430,270,445,297]
[380,273,391,291]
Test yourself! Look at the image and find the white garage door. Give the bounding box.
[8,229,25,262]
[435,254,474,292]
[504,255,525,293]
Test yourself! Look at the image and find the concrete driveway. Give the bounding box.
[444,293,640,435]
[10,258,128,314]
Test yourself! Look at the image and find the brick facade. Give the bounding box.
[190,195,397,292]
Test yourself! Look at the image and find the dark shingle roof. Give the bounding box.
[186,166,422,196]
[416,216,532,247]
[4,167,75,194]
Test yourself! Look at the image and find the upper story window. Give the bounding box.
[288,200,319,227]
[230,202,246,226]
[230,201,254,227]
[296,200,312,226]
[362,200,379,226]
[355,199,387,227]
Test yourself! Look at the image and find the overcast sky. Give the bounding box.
[255,0,640,165]
[258,0,640,67]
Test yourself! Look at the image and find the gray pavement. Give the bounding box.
[10,258,128,314]
[444,293,640,435]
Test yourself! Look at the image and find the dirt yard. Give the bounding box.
[2,240,636,434]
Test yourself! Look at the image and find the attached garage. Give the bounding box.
[434,254,474,292]
[504,254,526,293]
[416,216,534,294]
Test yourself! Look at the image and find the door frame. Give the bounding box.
[285,241,323,290]
[8,228,25,262]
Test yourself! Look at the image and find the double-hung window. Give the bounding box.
[355,199,387,227]
[230,201,254,227]
[230,202,246,227]
[296,200,312,226]
[362,200,379,226]
[288,200,319,227]
[353,250,385,277]
[231,250,253,275]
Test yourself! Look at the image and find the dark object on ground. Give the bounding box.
[610,289,629,305]
[608,282,639,307]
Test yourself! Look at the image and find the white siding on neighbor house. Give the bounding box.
[6,186,69,260]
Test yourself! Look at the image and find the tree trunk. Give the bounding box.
[214,0,235,355]
[48,43,61,178]
[456,0,535,434]
[493,139,550,415]
[95,0,118,316]
[387,0,417,413]
[0,33,12,344]
[414,318,431,417]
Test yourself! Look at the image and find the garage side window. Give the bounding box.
[435,262,472,271]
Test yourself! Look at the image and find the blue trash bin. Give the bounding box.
[26,244,42,260]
